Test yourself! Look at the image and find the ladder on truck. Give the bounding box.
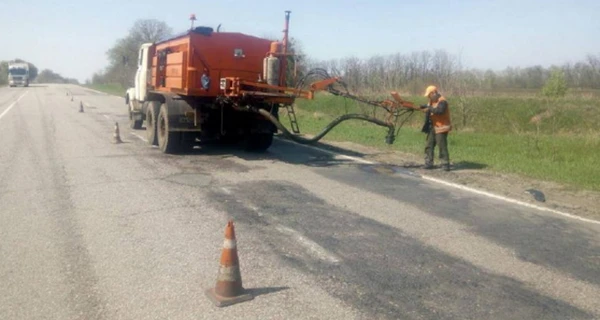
[285,105,300,134]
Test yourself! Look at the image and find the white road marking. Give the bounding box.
[338,154,375,164]
[130,132,148,143]
[421,175,600,225]
[0,91,29,121]
[275,224,341,264]
[247,204,263,216]
[277,137,600,225]
[218,190,338,263]
[103,115,110,120]
[277,137,375,164]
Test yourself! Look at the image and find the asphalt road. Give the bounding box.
[1,84,599,320]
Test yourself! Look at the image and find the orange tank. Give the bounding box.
[149,27,273,97]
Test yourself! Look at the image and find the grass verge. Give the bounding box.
[85,83,125,96]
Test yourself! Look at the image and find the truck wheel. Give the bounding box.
[219,134,242,145]
[146,101,161,146]
[156,103,194,154]
[244,133,273,152]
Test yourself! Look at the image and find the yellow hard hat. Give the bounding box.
[423,85,438,97]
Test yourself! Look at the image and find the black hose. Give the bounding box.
[256,109,396,145]
[277,67,418,145]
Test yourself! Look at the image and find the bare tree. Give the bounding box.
[130,19,173,44]
[101,19,173,87]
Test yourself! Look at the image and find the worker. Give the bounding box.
[420,85,452,171]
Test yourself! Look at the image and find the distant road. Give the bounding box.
[1,84,599,320]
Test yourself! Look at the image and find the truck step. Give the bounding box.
[285,105,300,134]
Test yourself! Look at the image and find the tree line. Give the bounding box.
[35,69,79,84]
[306,51,600,95]
[91,18,600,96]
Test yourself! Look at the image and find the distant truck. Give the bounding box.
[125,11,338,154]
[8,62,30,87]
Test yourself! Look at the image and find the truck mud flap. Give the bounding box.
[165,97,202,132]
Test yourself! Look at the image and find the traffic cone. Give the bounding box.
[79,101,84,113]
[113,122,123,144]
[205,220,253,307]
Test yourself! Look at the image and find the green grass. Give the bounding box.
[85,83,125,96]
[292,92,600,191]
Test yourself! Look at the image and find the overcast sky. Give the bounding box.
[1,0,598,83]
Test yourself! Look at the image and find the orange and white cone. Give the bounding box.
[113,122,123,144]
[205,220,253,307]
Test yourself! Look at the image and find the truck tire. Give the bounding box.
[146,101,161,146]
[244,133,273,152]
[156,103,194,154]
[219,133,243,145]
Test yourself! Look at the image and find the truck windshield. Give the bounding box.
[9,68,28,75]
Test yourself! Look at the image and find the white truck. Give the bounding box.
[124,43,153,129]
[8,62,30,87]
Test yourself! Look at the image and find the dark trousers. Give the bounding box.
[425,129,450,167]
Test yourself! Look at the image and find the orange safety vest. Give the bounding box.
[429,96,452,134]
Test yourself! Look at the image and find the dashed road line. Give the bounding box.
[274,224,341,264]
[130,132,148,143]
[217,185,341,264]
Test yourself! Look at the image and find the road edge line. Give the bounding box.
[78,85,121,98]
[130,132,148,143]
[420,175,600,225]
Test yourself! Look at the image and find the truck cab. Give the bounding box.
[125,43,154,129]
[8,63,30,87]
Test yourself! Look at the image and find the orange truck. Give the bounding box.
[125,11,329,153]
[125,11,418,154]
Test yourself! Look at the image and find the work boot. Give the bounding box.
[423,162,434,170]
[442,164,451,171]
